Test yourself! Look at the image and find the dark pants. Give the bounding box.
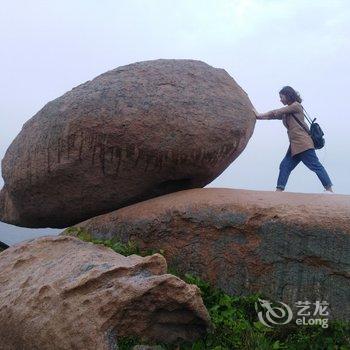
[276,146,333,190]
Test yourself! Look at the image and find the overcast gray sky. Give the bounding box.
[1,0,349,245]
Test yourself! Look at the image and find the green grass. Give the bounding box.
[65,227,350,350]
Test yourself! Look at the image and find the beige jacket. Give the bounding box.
[267,101,314,157]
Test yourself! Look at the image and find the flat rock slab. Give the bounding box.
[0,59,255,228]
[0,235,211,350]
[66,188,350,320]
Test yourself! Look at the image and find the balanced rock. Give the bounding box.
[0,59,255,228]
[0,235,211,350]
[65,188,350,320]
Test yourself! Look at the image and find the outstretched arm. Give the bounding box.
[253,102,302,120]
[252,107,274,120]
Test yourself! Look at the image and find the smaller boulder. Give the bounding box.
[0,235,211,350]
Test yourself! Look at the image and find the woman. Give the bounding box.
[253,86,334,193]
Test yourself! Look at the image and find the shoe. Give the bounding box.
[322,190,334,194]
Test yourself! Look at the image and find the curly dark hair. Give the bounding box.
[279,86,302,103]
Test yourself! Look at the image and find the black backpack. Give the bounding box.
[291,107,325,149]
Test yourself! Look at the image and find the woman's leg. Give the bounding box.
[276,146,301,191]
[299,149,333,190]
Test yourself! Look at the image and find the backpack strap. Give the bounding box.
[290,113,312,135]
[301,105,315,124]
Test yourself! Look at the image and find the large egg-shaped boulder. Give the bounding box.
[0,59,256,228]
